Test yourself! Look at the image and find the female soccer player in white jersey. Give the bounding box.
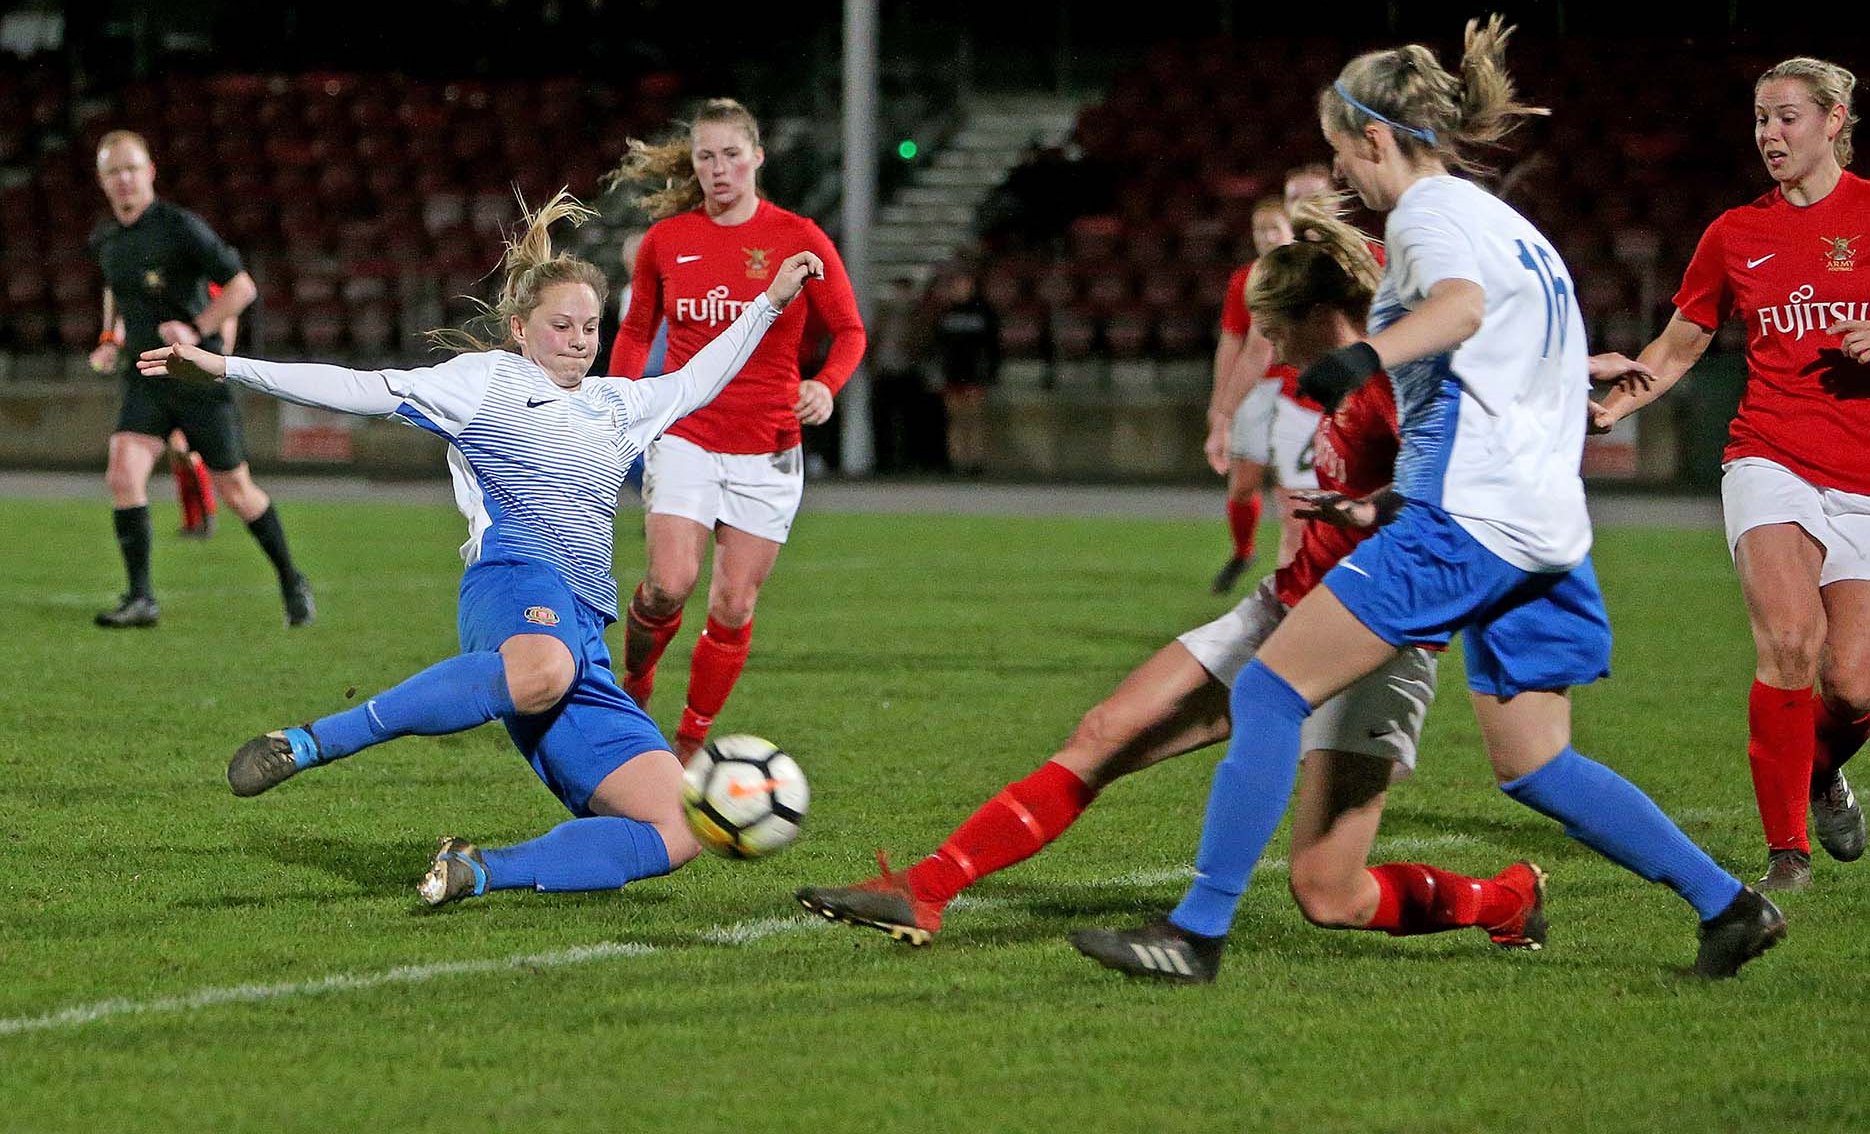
[799,203,1547,953]
[606,98,866,764]
[1595,57,1870,892]
[1072,17,1784,982]
[138,193,824,906]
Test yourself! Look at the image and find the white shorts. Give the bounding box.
[1269,395,1322,491]
[1176,578,1438,777]
[1721,457,1870,587]
[642,434,804,544]
[1226,378,1278,463]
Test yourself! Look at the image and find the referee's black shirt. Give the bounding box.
[88,200,245,362]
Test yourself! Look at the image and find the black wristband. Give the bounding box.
[1297,341,1381,412]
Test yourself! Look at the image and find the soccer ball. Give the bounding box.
[682,734,809,859]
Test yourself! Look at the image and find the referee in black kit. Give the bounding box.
[87,129,313,628]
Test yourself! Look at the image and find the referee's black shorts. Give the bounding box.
[116,377,248,471]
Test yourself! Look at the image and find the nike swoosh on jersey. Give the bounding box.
[525,397,557,408]
[676,254,702,264]
[1340,561,1372,578]
[1746,254,1776,269]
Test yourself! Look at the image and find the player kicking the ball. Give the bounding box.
[799,201,1548,957]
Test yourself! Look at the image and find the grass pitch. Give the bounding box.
[0,496,1863,1132]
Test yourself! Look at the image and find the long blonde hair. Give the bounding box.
[1319,15,1548,176]
[1246,196,1383,326]
[429,189,609,354]
[604,98,764,221]
[1759,57,1858,167]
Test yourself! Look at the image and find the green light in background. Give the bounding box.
[897,139,919,160]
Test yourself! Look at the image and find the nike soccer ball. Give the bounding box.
[682,734,809,859]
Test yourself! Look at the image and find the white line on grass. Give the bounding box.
[0,941,656,1038]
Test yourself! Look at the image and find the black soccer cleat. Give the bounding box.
[1811,769,1866,863]
[1693,886,1786,979]
[95,593,160,629]
[1210,555,1249,595]
[1754,848,1811,893]
[1069,919,1225,984]
[283,574,316,628]
[227,726,319,797]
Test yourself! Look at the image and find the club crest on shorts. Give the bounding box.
[523,605,560,626]
[743,247,771,279]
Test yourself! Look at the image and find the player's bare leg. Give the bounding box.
[798,643,1229,944]
[97,431,166,627]
[623,512,709,707]
[673,523,779,763]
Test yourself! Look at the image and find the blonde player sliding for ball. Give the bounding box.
[138,191,824,906]
[1069,17,1783,983]
[800,202,1551,956]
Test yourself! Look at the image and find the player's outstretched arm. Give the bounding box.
[618,251,823,448]
[137,343,408,418]
[1590,312,1712,433]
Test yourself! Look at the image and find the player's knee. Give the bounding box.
[637,577,691,620]
[709,590,758,630]
[505,648,575,715]
[1063,703,1124,770]
[659,820,701,869]
[1288,865,1362,929]
[1756,628,1823,685]
[1820,661,1870,718]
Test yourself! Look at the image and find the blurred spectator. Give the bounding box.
[933,271,999,475]
[980,142,1117,251]
[868,276,936,473]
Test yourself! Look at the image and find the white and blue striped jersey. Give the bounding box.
[225,294,781,618]
[1373,176,1592,572]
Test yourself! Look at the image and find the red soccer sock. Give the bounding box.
[906,760,1098,908]
[1812,693,1870,780]
[1364,863,1522,936]
[192,453,218,518]
[621,585,683,706]
[1225,494,1262,561]
[676,616,752,744]
[1748,680,1814,853]
[172,455,203,529]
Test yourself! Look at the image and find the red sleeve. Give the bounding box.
[608,225,664,376]
[801,222,866,395]
[1219,264,1251,335]
[1671,217,1731,332]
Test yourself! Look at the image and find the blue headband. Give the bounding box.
[1333,80,1438,147]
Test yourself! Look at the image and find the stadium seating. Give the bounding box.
[0,60,685,361]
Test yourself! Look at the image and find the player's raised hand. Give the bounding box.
[764,251,825,311]
[1826,319,1870,364]
[137,343,227,383]
[157,319,202,347]
[795,378,834,425]
[1587,351,1654,389]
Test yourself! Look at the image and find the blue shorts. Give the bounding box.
[1322,503,1612,697]
[457,557,668,816]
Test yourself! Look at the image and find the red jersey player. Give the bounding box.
[607,98,867,761]
[1596,56,1870,890]
[799,205,1545,952]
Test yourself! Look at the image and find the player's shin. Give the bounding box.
[1813,692,1870,777]
[1747,681,1814,853]
[622,584,682,704]
[479,816,674,891]
[676,617,751,750]
[309,650,519,760]
[1169,659,1310,938]
[1502,746,1743,921]
[908,760,1097,909]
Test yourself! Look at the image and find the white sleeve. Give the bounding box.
[1388,196,1483,308]
[614,294,781,450]
[224,352,497,438]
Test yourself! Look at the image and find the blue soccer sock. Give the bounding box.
[1169,659,1312,938]
[308,651,518,762]
[1502,746,1743,921]
[479,816,674,892]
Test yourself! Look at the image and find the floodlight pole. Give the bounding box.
[838,0,877,476]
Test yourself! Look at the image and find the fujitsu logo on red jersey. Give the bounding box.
[675,284,753,327]
[1756,283,1870,340]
